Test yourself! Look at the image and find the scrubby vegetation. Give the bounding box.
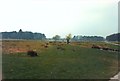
[2,40,119,79]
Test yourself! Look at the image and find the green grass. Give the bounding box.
[2,41,119,79]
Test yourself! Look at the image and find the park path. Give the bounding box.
[109,72,120,81]
[104,41,120,81]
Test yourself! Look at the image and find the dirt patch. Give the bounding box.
[4,48,27,54]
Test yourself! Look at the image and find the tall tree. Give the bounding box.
[66,34,72,44]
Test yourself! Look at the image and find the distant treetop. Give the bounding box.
[19,29,23,32]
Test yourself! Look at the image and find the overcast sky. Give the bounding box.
[0,0,119,38]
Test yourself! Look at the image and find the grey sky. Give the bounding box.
[0,0,119,38]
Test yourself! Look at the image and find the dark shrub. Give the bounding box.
[91,45,101,49]
[102,47,109,50]
[115,49,119,52]
[44,45,48,48]
[27,50,38,57]
[109,48,114,51]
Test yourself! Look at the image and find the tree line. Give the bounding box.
[52,33,120,42]
[1,29,119,42]
[1,29,46,40]
[72,35,104,41]
[106,33,120,41]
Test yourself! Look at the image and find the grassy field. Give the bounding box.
[2,40,119,79]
